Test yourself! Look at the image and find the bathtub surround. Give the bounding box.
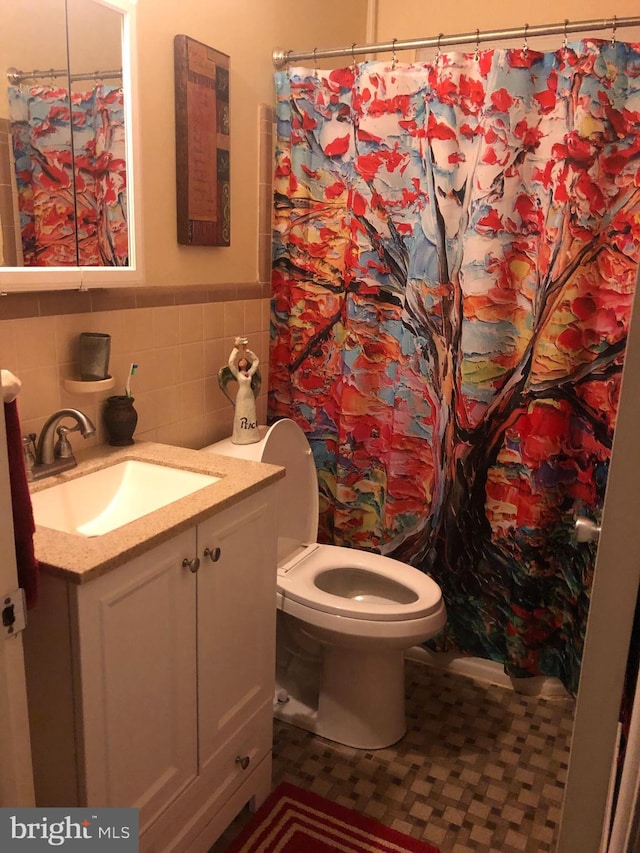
[269,45,640,694]
[408,647,571,700]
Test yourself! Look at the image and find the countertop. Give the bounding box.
[30,441,284,584]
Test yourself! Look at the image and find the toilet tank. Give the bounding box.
[204,419,319,564]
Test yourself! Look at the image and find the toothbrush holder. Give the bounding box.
[103,395,138,446]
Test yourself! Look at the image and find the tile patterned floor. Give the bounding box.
[212,660,575,853]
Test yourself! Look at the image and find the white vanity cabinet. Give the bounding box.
[24,486,277,853]
[141,488,278,851]
[75,528,198,831]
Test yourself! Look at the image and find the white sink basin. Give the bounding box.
[31,460,220,537]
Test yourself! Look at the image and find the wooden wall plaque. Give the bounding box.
[174,35,230,246]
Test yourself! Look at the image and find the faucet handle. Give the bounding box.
[22,435,36,481]
[54,425,75,460]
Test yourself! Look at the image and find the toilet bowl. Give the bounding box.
[204,418,446,748]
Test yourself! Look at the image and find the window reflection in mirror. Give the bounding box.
[0,0,141,287]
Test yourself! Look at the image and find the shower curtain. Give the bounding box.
[9,82,128,266]
[269,39,640,693]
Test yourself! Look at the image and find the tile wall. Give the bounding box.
[0,295,271,452]
[0,105,275,454]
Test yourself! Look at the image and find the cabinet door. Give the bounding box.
[74,529,197,832]
[197,488,277,773]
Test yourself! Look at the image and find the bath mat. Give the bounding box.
[225,782,440,852]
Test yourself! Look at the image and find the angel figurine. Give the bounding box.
[221,337,261,444]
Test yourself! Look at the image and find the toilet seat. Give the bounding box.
[205,418,445,624]
[279,543,442,622]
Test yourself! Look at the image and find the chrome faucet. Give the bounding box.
[32,408,97,480]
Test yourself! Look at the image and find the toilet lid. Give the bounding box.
[278,543,443,621]
[203,418,319,564]
[260,419,319,562]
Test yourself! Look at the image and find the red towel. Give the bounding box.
[4,400,38,608]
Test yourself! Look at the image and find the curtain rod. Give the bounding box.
[6,66,122,85]
[272,15,640,68]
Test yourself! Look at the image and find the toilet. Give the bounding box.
[204,418,446,749]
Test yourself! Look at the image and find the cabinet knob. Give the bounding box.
[182,556,200,574]
[203,546,222,563]
[235,755,250,771]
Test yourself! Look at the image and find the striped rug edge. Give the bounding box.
[225,782,440,853]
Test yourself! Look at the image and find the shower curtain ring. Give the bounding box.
[611,15,617,46]
[474,30,480,62]
[436,33,443,60]
[313,48,318,78]
[562,19,569,51]
[391,38,398,69]
[351,43,357,70]
[523,23,529,55]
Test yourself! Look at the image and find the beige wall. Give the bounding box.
[375,0,640,55]
[0,1,68,111]
[137,0,368,287]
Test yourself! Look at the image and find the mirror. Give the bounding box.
[0,0,143,290]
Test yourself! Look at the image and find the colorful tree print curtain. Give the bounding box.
[9,83,128,266]
[269,40,640,693]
